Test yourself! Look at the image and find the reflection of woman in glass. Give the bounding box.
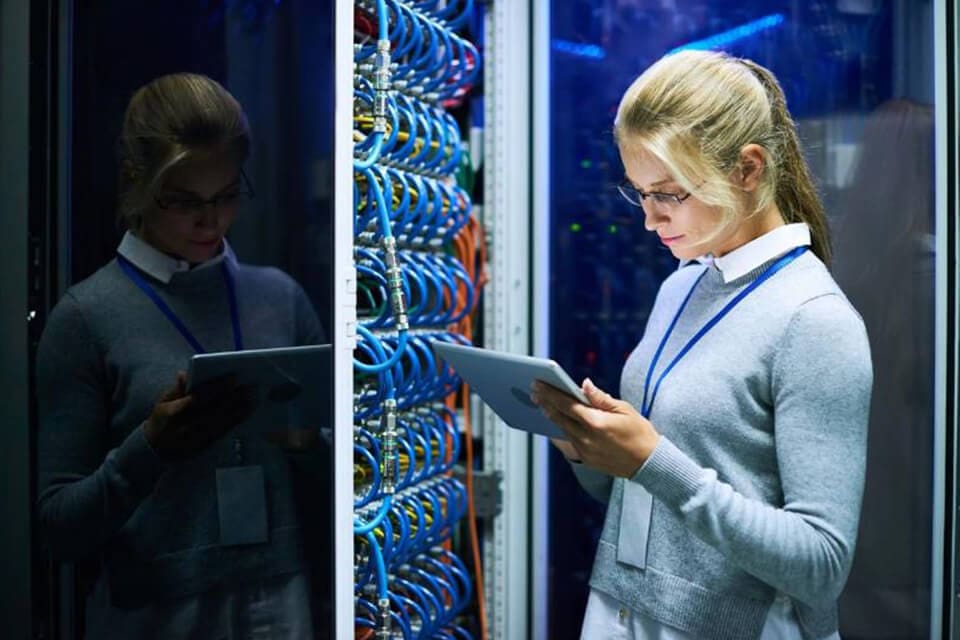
[833,99,935,639]
[533,50,872,639]
[37,74,323,638]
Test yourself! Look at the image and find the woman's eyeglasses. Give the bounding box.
[617,178,693,210]
[155,169,256,213]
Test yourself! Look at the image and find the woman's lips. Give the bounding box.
[191,238,220,247]
[659,234,684,245]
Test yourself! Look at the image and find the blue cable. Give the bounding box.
[353,1,481,631]
[389,97,419,163]
[439,548,473,606]
[424,412,449,474]
[420,106,449,170]
[385,505,406,562]
[355,595,378,622]
[395,575,437,636]
[408,569,444,635]
[354,130,385,171]
[393,592,427,638]
[382,95,402,154]
[355,323,407,376]
[356,427,382,460]
[376,0,388,42]
[354,327,396,388]
[355,495,393,535]
[387,596,413,639]
[410,493,429,552]
[451,625,475,640]
[446,0,474,29]
[386,168,412,230]
[365,529,389,598]
[458,36,482,87]
[422,556,462,611]
[422,25,455,95]
[407,425,430,484]
[354,444,382,508]
[388,1,414,60]
[410,565,449,621]
[438,116,464,175]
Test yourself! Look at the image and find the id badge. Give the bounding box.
[216,465,268,546]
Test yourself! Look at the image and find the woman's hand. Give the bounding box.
[550,437,583,463]
[143,372,258,462]
[532,378,659,478]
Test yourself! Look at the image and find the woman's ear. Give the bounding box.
[738,144,766,192]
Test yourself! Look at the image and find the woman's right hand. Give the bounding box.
[143,372,257,462]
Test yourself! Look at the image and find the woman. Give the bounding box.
[37,73,324,638]
[532,50,872,640]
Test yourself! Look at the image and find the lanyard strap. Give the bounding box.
[640,246,807,418]
[117,254,244,353]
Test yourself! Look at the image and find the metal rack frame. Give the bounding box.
[481,0,535,638]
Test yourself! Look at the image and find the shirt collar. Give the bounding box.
[117,231,234,284]
[708,223,811,283]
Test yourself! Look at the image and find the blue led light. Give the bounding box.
[669,13,786,54]
[552,39,606,60]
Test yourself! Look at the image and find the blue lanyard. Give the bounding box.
[117,254,244,354]
[640,246,807,418]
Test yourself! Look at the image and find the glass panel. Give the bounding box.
[547,2,935,639]
[39,2,336,637]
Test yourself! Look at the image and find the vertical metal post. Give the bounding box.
[530,0,552,637]
[932,0,956,636]
[0,0,34,638]
[483,0,533,637]
[334,0,357,638]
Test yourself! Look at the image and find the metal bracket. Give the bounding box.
[454,466,503,519]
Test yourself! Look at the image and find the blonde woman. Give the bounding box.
[36,74,323,638]
[532,51,872,640]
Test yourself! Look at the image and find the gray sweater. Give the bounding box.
[574,250,872,640]
[36,249,323,610]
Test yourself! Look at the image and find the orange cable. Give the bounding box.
[462,381,489,640]
[451,214,490,638]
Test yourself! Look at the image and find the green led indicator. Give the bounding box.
[570,223,581,232]
[609,224,618,234]
[580,159,592,169]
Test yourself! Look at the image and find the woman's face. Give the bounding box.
[139,151,243,264]
[619,146,737,260]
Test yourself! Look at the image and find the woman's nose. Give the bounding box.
[643,206,669,232]
[194,206,221,228]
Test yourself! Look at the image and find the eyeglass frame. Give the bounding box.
[154,169,256,213]
[617,178,694,209]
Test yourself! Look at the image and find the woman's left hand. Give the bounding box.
[531,378,660,478]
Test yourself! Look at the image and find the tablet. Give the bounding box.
[431,341,588,440]
[187,344,332,436]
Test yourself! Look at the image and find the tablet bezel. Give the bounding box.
[431,341,588,440]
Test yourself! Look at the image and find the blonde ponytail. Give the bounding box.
[738,59,831,265]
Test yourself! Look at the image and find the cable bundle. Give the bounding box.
[353,1,485,637]
[355,0,479,105]
[356,250,477,329]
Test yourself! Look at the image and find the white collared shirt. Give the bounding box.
[708,223,812,283]
[117,231,234,284]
